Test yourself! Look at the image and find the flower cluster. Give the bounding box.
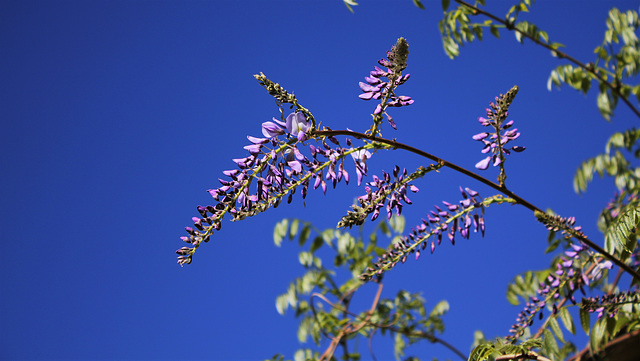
[473,86,525,171]
[177,39,423,266]
[358,37,414,130]
[337,165,428,229]
[507,240,614,340]
[581,291,640,319]
[359,187,488,281]
[177,108,378,265]
[534,212,586,240]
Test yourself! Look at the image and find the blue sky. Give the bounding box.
[2,1,638,360]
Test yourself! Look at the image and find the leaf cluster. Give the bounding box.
[272,217,455,361]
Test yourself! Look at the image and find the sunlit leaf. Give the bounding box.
[559,307,576,335]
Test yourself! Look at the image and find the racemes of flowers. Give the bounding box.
[359,190,518,282]
[505,212,638,342]
[337,164,433,229]
[176,112,380,265]
[358,37,413,135]
[473,86,526,186]
[177,38,417,266]
[507,238,616,340]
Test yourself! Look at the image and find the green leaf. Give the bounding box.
[430,300,449,317]
[605,201,640,253]
[490,25,500,39]
[543,328,559,358]
[289,219,300,240]
[299,225,312,247]
[276,293,288,315]
[389,215,405,234]
[394,332,406,359]
[379,221,391,237]
[274,219,289,246]
[506,289,520,306]
[412,0,425,10]
[558,307,576,335]
[343,0,358,13]
[540,30,549,43]
[597,91,613,121]
[590,317,607,352]
[309,235,323,254]
[548,316,565,343]
[468,342,495,361]
[441,0,450,11]
[579,307,591,335]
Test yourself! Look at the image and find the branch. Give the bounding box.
[453,0,640,120]
[313,129,640,282]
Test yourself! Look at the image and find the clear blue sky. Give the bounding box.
[2,1,638,360]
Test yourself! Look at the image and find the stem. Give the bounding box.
[312,129,640,282]
[453,0,640,120]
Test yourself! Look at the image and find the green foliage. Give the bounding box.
[549,7,640,120]
[573,128,640,194]
[468,338,543,361]
[506,270,547,306]
[271,216,456,361]
[604,199,640,254]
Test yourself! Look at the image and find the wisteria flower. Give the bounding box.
[351,149,371,186]
[473,87,525,171]
[262,118,286,138]
[285,112,310,141]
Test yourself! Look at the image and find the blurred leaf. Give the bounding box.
[543,328,559,359]
[274,219,289,246]
[597,90,613,121]
[506,289,519,306]
[579,307,591,335]
[298,223,311,246]
[379,221,391,237]
[590,317,607,352]
[558,307,576,335]
[441,0,450,11]
[548,316,565,343]
[276,294,288,315]
[429,300,449,317]
[389,215,406,234]
[289,219,300,240]
[343,0,357,13]
[412,0,425,10]
[489,24,500,39]
[309,235,323,253]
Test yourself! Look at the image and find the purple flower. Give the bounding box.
[351,149,371,186]
[285,112,310,141]
[473,89,525,170]
[262,120,285,138]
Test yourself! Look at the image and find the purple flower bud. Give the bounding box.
[359,92,375,100]
[243,144,262,154]
[176,247,191,255]
[475,156,491,170]
[472,132,489,140]
[247,135,269,144]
